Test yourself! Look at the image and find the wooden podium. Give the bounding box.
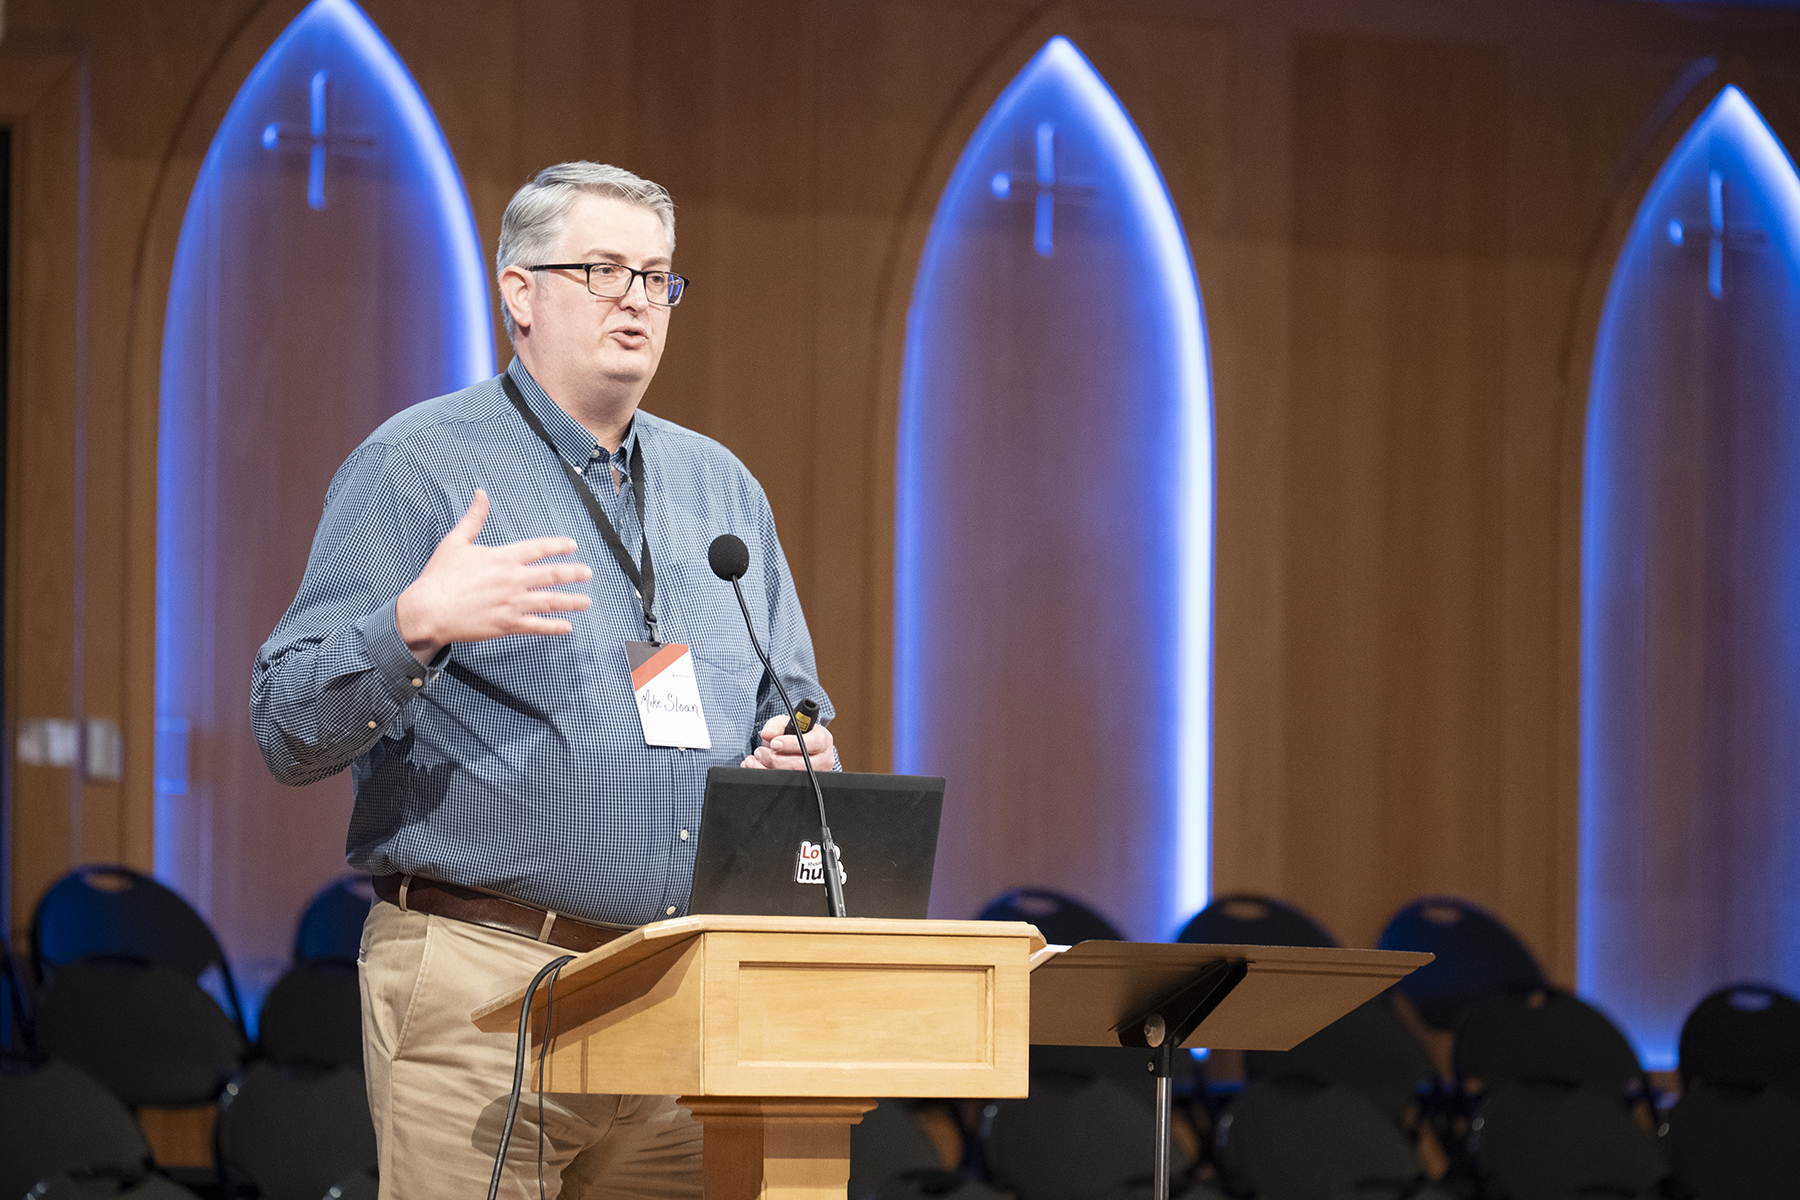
[473,915,1042,1200]
[475,917,1429,1200]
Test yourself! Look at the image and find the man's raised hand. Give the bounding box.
[395,489,593,663]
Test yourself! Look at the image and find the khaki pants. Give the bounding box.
[358,898,704,1199]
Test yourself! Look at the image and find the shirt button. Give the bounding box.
[666,906,676,916]
[679,829,689,841]
[367,720,378,729]
[574,465,584,475]
[411,677,423,688]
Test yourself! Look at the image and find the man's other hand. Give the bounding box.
[396,489,593,663]
[741,714,836,771]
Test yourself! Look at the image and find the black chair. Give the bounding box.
[1097,1183,1230,1200]
[26,1174,205,1198]
[1175,893,1338,949]
[1376,897,1545,1030]
[34,960,247,1108]
[848,1099,952,1200]
[1677,983,1800,1094]
[215,1061,378,1200]
[0,1058,157,1199]
[1214,1077,1450,1200]
[872,1176,1007,1200]
[1453,987,1646,1098]
[294,876,374,964]
[985,1074,1192,1200]
[1661,983,1800,1200]
[1244,993,1435,1131]
[1661,1081,1800,1200]
[1453,989,1664,1200]
[1470,1082,1664,1199]
[322,1167,379,1200]
[976,888,1123,947]
[31,864,246,1034]
[257,958,363,1071]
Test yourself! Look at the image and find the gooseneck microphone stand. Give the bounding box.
[709,534,847,918]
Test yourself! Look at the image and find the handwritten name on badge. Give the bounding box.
[625,641,712,749]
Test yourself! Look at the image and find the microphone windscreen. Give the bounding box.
[709,533,751,581]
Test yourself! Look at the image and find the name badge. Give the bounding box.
[626,641,712,749]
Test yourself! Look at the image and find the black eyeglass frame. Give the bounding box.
[525,262,690,306]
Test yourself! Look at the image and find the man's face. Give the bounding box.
[516,193,673,395]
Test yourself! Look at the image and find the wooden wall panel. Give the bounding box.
[5,51,85,943]
[1285,34,1510,950]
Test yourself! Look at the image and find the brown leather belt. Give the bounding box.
[372,873,628,954]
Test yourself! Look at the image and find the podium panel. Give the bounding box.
[473,916,1038,1099]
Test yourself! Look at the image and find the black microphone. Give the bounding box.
[708,534,847,918]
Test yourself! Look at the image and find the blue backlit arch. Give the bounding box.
[1581,86,1800,1067]
[895,37,1213,936]
[156,0,491,960]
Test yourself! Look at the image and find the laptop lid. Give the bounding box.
[689,768,946,919]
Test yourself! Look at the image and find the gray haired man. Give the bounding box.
[254,163,837,1197]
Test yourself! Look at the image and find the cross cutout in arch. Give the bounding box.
[1667,169,1767,299]
[990,122,1097,257]
[261,70,376,211]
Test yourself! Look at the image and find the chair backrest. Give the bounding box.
[30,864,243,1028]
[1678,983,1800,1094]
[258,959,363,1070]
[1454,988,1644,1096]
[0,1059,151,1200]
[294,875,375,963]
[1215,1077,1421,1200]
[1663,1080,1800,1199]
[1472,1082,1665,1200]
[25,1172,205,1198]
[1377,895,1545,1030]
[1176,893,1338,948]
[216,1061,378,1200]
[984,1075,1181,1200]
[35,960,247,1108]
[847,1099,948,1200]
[322,1167,379,1200]
[1244,993,1435,1128]
[976,888,1123,946]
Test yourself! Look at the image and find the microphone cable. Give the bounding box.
[709,532,848,918]
[488,953,576,1200]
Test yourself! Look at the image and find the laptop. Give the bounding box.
[687,768,946,919]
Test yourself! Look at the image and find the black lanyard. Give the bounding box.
[501,374,658,643]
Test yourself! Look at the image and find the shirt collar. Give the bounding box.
[505,358,638,470]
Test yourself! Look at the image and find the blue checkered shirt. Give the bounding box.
[252,360,834,926]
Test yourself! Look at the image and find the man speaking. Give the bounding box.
[253,162,835,1198]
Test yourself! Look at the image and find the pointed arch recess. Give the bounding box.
[152,0,491,955]
[894,35,1213,936]
[1580,86,1800,1066]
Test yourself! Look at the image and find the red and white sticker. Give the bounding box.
[625,641,712,749]
[794,839,847,886]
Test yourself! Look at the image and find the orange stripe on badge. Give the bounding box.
[631,643,688,691]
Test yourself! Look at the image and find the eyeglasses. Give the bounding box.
[526,262,689,306]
